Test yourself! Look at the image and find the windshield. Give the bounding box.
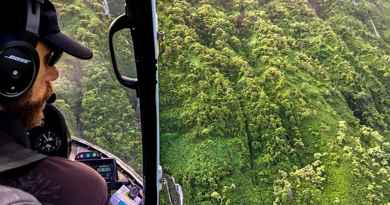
[52,0,143,174]
[51,0,389,204]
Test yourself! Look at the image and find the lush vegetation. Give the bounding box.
[158,0,390,204]
[51,0,389,204]
[51,0,142,172]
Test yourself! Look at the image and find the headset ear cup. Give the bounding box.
[0,41,39,100]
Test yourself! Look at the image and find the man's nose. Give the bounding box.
[46,66,59,81]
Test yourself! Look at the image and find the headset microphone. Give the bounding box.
[47,93,56,104]
[0,0,43,100]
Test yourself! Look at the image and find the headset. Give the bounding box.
[0,0,44,100]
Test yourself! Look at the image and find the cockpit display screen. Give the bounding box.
[97,165,112,173]
[77,158,117,187]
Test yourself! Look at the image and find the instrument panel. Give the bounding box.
[76,151,118,191]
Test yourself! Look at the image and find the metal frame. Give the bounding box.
[109,0,159,204]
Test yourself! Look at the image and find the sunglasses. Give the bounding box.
[47,48,63,67]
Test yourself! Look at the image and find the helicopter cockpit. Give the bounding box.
[25,95,144,201]
[0,0,168,204]
[2,0,388,204]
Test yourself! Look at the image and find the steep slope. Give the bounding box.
[158,0,389,204]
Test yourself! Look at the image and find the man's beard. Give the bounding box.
[3,84,53,128]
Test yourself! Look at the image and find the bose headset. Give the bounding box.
[0,0,44,100]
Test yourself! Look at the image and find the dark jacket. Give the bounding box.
[0,112,108,205]
[0,112,47,173]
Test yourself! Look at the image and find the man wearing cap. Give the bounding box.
[0,0,108,204]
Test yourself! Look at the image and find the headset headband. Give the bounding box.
[25,0,44,43]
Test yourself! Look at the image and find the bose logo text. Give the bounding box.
[4,55,31,64]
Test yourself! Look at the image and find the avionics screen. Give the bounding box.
[78,158,117,184]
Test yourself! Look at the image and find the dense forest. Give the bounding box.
[52,0,389,204]
[51,0,142,173]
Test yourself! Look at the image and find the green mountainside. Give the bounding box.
[158,0,390,204]
[49,0,389,204]
[51,0,142,172]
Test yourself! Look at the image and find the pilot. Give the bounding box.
[0,1,108,205]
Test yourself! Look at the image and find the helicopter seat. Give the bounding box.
[0,185,41,205]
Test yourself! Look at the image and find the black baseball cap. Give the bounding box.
[0,0,92,60]
[40,0,93,59]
